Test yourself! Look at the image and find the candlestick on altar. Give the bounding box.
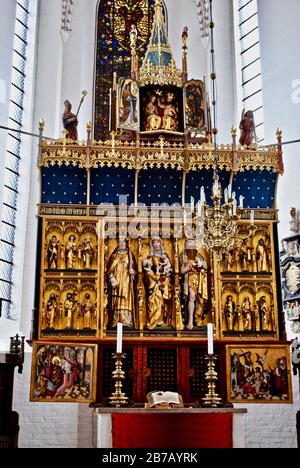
[109,352,129,408]
[202,354,222,408]
[207,323,214,355]
[117,322,123,353]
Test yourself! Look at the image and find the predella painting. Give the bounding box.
[227,345,292,403]
[30,342,97,403]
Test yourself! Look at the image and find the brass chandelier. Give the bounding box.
[194,174,254,259]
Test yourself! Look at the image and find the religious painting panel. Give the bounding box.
[30,342,97,403]
[226,345,293,404]
[117,78,140,132]
[103,233,214,336]
[184,79,208,133]
[140,86,184,134]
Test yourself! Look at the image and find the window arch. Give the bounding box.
[94,0,167,141]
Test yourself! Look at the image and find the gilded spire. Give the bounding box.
[139,0,182,88]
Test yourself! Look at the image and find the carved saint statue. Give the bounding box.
[224,295,236,331]
[81,293,94,329]
[256,238,270,273]
[82,236,94,269]
[160,92,178,132]
[130,24,138,49]
[182,26,188,49]
[107,239,137,328]
[145,95,161,131]
[239,109,255,147]
[46,293,57,329]
[64,293,75,329]
[143,238,173,330]
[62,100,78,141]
[47,235,59,270]
[258,296,271,331]
[289,207,299,235]
[242,296,252,331]
[180,239,208,330]
[66,235,77,270]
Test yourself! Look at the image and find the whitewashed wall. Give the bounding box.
[258,0,300,242]
[0,0,17,227]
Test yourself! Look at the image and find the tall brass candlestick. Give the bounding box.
[202,354,222,408]
[109,353,129,408]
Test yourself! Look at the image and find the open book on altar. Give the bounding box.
[145,391,184,409]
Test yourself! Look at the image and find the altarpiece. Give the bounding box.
[30,0,291,405]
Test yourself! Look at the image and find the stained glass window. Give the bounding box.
[94,0,162,141]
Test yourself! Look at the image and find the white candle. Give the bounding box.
[191,196,195,213]
[250,210,255,225]
[183,209,187,227]
[207,323,214,355]
[239,195,244,209]
[197,202,201,217]
[200,186,206,204]
[233,199,237,215]
[117,322,123,353]
[228,184,232,198]
[224,188,229,204]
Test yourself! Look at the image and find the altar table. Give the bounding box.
[96,408,247,449]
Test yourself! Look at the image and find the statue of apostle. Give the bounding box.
[224,295,236,331]
[62,100,78,141]
[107,239,137,328]
[46,293,57,329]
[47,235,59,270]
[258,296,272,331]
[179,239,208,330]
[143,238,173,330]
[82,236,94,269]
[64,293,75,329]
[81,293,94,329]
[256,238,271,273]
[66,235,77,270]
[242,296,252,331]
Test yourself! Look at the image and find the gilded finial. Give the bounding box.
[276,128,282,139]
[231,126,237,137]
[39,119,45,131]
[130,24,139,79]
[87,121,93,132]
[139,0,182,87]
